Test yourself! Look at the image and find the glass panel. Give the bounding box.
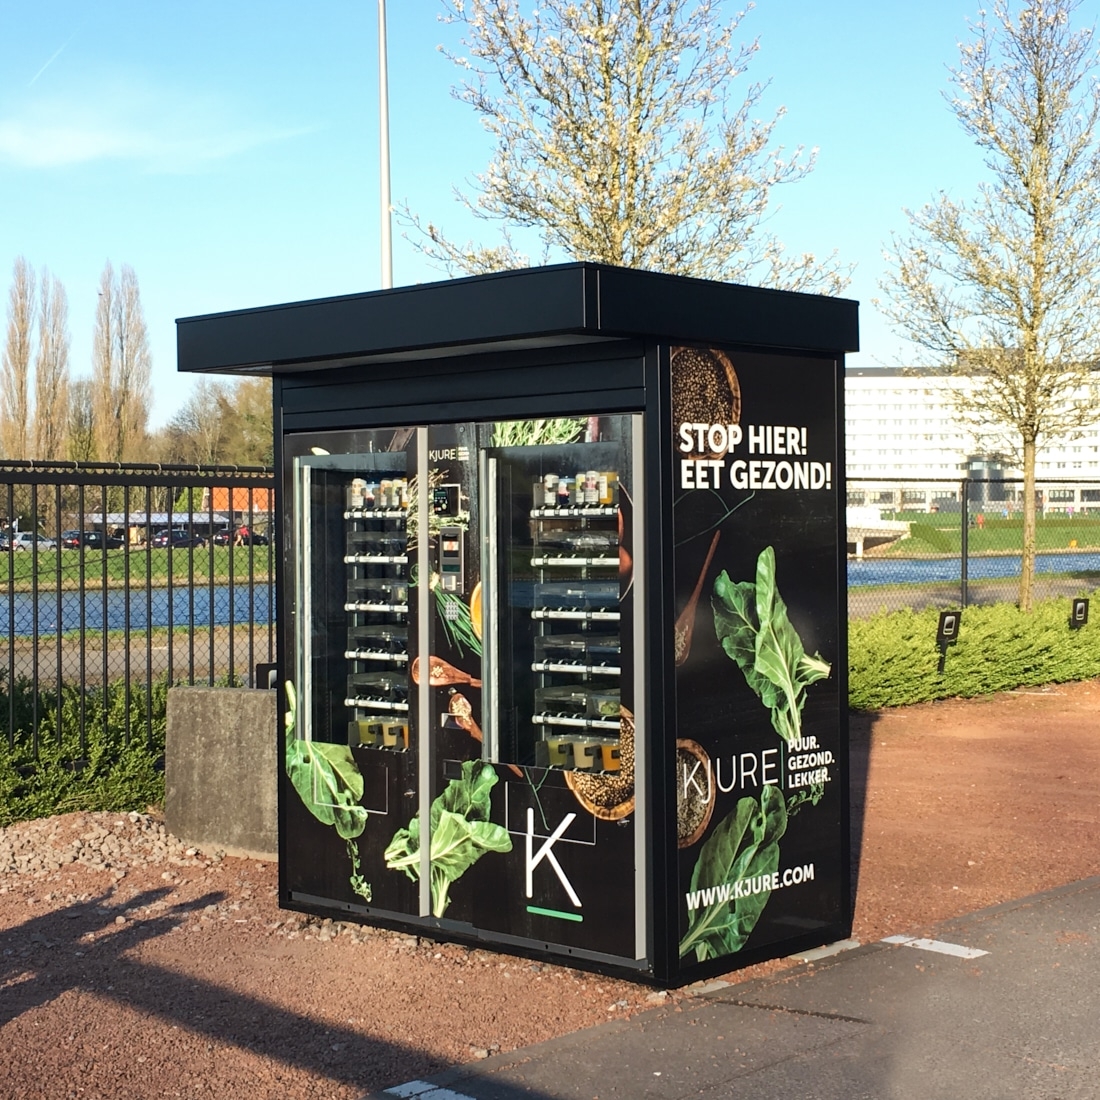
[289,435,414,751]
[479,415,636,780]
[282,427,421,917]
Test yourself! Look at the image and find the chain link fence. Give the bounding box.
[1,460,275,753]
[847,477,1100,618]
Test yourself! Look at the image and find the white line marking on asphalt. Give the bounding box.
[882,935,989,959]
[792,937,861,963]
[383,1081,477,1100]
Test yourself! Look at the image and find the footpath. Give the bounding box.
[370,875,1100,1100]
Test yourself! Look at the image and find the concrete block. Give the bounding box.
[165,686,278,860]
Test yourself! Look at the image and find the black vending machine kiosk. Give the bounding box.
[177,263,858,986]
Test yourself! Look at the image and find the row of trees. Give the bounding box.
[412,0,1100,611]
[6,1,1096,608]
[0,259,271,468]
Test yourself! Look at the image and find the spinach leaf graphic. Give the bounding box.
[385,760,512,918]
[678,785,788,961]
[284,681,371,901]
[285,738,369,841]
[712,546,831,746]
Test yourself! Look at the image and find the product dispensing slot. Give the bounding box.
[344,577,409,614]
[345,625,409,662]
[531,633,621,675]
[344,530,407,564]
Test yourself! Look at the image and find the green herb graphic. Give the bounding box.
[711,546,831,748]
[679,785,788,960]
[284,681,371,902]
[385,760,512,918]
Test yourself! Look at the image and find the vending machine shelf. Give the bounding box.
[343,509,408,521]
[530,661,620,676]
[343,554,408,565]
[344,601,409,614]
[344,697,410,712]
[345,649,410,663]
[529,505,618,519]
[530,555,619,568]
[533,714,622,732]
[532,609,620,622]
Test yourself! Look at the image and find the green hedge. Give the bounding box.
[849,591,1100,710]
[0,676,167,827]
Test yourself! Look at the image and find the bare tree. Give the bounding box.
[1,256,36,459]
[160,377,232,464]
[881,0,1100,611]
[91,261,152,462]
[33,270,70,460]
[154,376,273,466]
[66,379,96,462]
[406,0,848,292]
[228,377,273,465]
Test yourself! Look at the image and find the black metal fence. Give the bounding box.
[847,477,1100,618]
[1,460,276,753]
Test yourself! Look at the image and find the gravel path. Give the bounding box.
[2,679,1099,1099]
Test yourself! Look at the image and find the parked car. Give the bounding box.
[11,532,57,551]
[0,534,9,551]
[150,528,206,549]
[60,530,125,550]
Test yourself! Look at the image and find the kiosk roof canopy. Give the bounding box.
[176,262,858,377]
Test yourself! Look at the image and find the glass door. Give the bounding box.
[283,427,421,917]
[284,415,648,965]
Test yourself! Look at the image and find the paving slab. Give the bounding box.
[368,876,1100,1100]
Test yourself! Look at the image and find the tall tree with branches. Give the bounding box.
[406,0,847,292]
[1,256,35,459]
[881,0,1100,611]
[33,270,70,460]
[67,379,96,463]
[91,261,152,463]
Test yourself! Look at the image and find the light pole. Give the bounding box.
[378,0,393,289]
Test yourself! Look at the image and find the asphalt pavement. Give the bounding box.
[368,875,1100,1100]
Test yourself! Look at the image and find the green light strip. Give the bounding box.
[527,905,583,923]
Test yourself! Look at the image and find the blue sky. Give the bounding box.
[1,0,1094,428]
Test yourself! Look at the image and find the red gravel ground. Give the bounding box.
[1,679,1098,1099]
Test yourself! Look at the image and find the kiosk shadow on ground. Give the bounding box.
[0,889,456,1094]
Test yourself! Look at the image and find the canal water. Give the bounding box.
[0,584,274,638]
[848,550,1100,587]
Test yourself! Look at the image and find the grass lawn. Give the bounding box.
[0,545,273,591]
[880,515,1100,556]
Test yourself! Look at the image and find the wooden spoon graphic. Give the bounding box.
[674,530,721,667]
[448,693,522,777]
[411,655,482,689]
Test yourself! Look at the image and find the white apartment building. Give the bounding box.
[845,367,1100,512]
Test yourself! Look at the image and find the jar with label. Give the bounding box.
[574,473,586,506]
[543,473,559,508]
[348,478,367,510]
[584,470,600,506]
[557,477,572,508]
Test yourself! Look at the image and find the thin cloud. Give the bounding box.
[0,80,313,172]
[28,29,81,87]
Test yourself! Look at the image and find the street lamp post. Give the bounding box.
[378,0,393,289]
